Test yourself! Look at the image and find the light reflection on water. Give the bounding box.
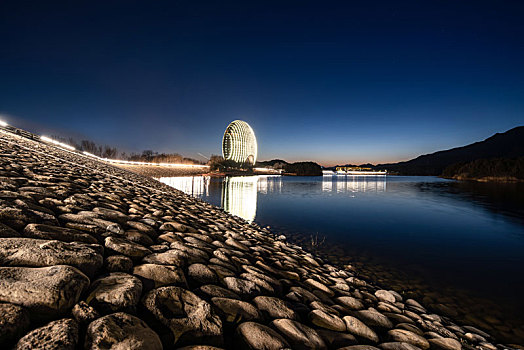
[158,175,386,221]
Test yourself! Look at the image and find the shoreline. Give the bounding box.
[0,131,521,348]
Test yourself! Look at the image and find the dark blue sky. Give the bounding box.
[1,1,523,165]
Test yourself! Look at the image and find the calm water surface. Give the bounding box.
[159,175,524,340]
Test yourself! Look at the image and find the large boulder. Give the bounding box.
[85,312,163,350]
[0,265,89,320]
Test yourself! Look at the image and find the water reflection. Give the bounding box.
[159,175,389,222]
[158,176,210,197]
[221,176,258,222]
[322,175,387,193]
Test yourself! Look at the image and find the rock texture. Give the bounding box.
[0,130,516,349]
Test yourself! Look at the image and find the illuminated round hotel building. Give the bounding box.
[222,120,257,165]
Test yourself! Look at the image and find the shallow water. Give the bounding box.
[158,175,524,342]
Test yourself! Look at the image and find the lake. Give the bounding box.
[158,175,524,343]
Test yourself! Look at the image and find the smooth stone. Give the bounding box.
[142,286,223,347]
[271,318,327,350]
[211,297,260,323]
[235,321,290,350]
[127,221,157,238]
[23,223,97,243]
[177,347,224,350]
[355,310,394,329]
[159,221,188,232]
[337,347,380,350]
[304,278,335,297]
[222,277,261,298]
[316,329,357,348]
[253,296,298,320]
[388,329,430,349]
[105,255,134,272]
[0,303,30,344]
[134,263,187,289]
[122,230,155,246]
[379,342,422,350]
[336,296,364,310]
[397,323,424,336]
[375,290,396,303]
[343,315,380,343]
[142,249,187,267]
[93,207,130,224]
[309,309,346,331]
[0,265,89,320]
[196,284,241,300]
[428,338,462,350]
[188,263,218,284]
[406,299,426,312]
[85,312,162,350]
[0,238,102,276]
[105,236,152,260]
[15,318,78,350]
[86,272,142,313]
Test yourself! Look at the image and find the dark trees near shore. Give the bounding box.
[442,157,524,180]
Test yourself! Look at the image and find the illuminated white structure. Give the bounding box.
[222,120,257,165]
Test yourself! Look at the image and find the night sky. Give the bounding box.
[1,1,523,165]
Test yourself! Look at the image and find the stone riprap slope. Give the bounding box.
[0,131,514,350]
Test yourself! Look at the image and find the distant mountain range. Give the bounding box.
[374,126,524,176]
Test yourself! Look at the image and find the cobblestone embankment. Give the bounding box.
[0,131,519,349]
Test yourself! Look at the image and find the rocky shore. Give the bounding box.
[0,130,520,350]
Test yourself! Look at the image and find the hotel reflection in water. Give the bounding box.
[158,175,385,222]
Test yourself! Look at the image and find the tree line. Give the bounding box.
[52,136,203,164]
[442,157,524,180]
